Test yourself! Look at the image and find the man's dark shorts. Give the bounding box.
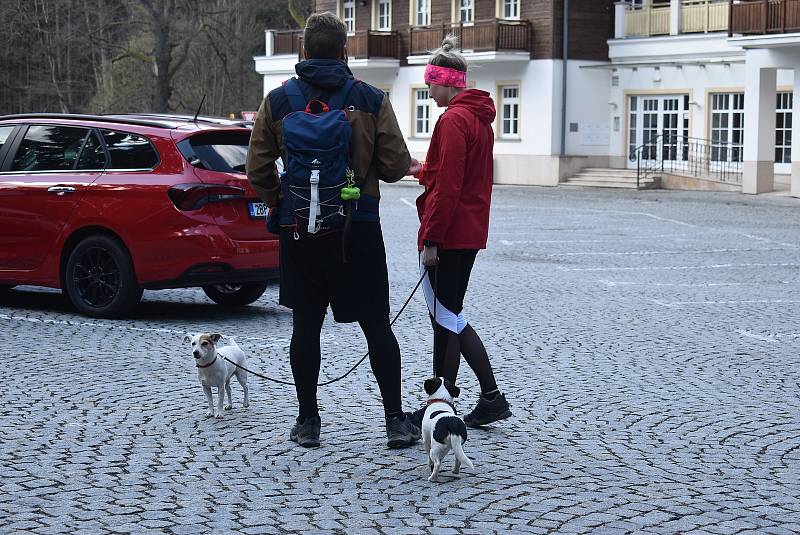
[278,222,390,323]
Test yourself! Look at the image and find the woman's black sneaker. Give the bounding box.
[463,393,512,428]
[386,414,421,449]
[290,415,321,448]
[408,406,426,429]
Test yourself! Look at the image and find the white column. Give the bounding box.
[743,53,777,194]
[614,2,627,39]
[670,0,681,35]
[265,30,275,56]
[792,67,800,198]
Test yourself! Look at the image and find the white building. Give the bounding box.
[609,0,800,197]
[253,0,800,198]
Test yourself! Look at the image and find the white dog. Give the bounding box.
[422,377,474,482]
[184,333,249,419]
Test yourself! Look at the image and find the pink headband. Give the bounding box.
[424,64,467,88]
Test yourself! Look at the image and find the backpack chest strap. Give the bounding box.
[308,169,321,234]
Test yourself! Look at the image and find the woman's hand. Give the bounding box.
[407,158,422,177]
[422,244,439,267]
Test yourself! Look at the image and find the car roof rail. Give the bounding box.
[0,113,174,129]
[105,113,252,128]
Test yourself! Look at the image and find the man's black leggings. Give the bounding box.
[289,308,403,419]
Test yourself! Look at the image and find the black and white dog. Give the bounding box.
[422,377,474,482]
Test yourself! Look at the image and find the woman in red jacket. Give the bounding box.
[412,35,511,428]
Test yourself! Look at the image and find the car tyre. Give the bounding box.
[202,281,268,306]
[64,235,142,318]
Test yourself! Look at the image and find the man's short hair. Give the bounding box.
[303,12,347,60]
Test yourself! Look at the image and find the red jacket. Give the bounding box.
[416,89,496,251]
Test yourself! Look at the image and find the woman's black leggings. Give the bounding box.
[426,249,498,394]
[289,308,403,419]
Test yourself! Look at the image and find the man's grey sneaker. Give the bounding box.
[289,415,321,448]
[463,393,512,428]
[386,414,421,449]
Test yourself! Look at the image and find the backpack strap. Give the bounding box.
[283,78,308,112]
[326,79,357,111]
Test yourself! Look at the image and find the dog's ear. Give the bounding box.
[183,335,192,344]
[209,333,222,343]
[424,377,442,396]
[444,379,461,399]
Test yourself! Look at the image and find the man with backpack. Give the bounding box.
[246,12,422,449]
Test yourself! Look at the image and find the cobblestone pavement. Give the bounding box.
[2,184,800,535]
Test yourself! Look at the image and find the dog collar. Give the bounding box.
[427,398,455,412]
[196,356,217,369]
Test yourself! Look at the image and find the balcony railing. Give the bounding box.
[271,30,399,60]
[682,0,730,32]
[623,1,729,37]
[409,19,531,56]
[273,30,303,56]
[347,31,400,59]
[626,2,671,36]
[729,0,800,35]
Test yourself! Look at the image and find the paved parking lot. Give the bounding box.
[2,183,800,534]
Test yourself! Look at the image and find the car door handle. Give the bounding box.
[47,186,76,196]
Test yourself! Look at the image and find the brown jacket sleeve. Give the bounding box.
[373,96,411,183]
[246,96,282,207]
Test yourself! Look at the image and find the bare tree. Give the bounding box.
[0,0,307,116]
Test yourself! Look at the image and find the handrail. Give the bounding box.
[632,133,744,189]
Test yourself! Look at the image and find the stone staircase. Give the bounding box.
[561,168,659,189]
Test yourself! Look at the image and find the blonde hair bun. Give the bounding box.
[429,33,467,72]
[441,34,459,52]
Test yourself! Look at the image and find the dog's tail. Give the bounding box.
[452,436,474,469]
[434,417,473,469]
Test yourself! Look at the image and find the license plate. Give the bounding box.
[248,201,267,218]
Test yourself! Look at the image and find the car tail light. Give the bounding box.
[167,183,244,211]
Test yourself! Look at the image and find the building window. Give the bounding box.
[414,0,430,26]
[501,0,519,19]
[500,85,520,138]
[341,0,355,34]
[711,93,744,163]
[776,91,793,164]
[414,88,431,137]
[377,0,391,31]
[457,0,474,24]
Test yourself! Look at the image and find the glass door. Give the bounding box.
[628,94,689,169]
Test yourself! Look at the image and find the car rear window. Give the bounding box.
[101,130,159,170]
[11,125,91,172]
[177,131,249,174]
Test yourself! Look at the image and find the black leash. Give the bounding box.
[220,271,427,387]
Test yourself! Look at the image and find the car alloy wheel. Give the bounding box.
[65,235,142,318]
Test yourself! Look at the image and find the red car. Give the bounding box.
[0,113,278,318]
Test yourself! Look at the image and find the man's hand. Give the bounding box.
[407,158,422,177]
[422,244,438,267]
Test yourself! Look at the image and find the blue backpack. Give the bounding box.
[279,77,359,236]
